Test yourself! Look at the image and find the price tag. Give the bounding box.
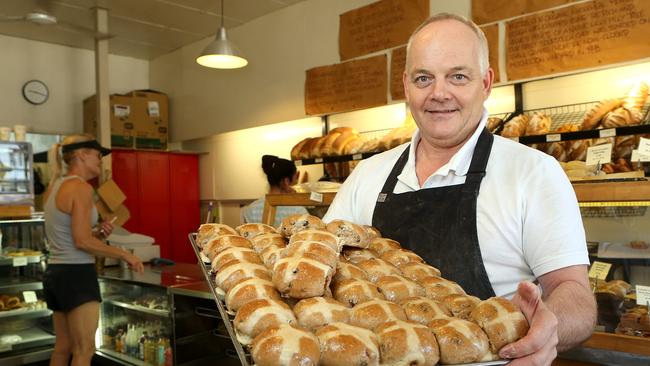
[147,101,160,117]
[588,261,611,280]
[314,158,323,163]
[631,149,650,162]
[585,144,612,166]
[599,128,616,138]
[509,137,519,143]
[636,285,650,306]
[638,137,650,157]
[294,160,302,166]
[27,255,40,264]
[352,154,363,160]
[12,257,27,267]
[546,134,561,142]
[309,192,323,203]
[22,291,37,303]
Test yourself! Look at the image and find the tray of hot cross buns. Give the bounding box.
[190,214,528,366]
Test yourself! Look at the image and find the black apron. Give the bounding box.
[372,128,496,299]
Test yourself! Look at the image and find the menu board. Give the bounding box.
[339,0,428,61]
[506,0,650,81]
[390,46,407,101]
[305,55,388,115]
[473,0,574,25]
[481,23,500,83]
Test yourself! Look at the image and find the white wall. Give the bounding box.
[0,34,149,135]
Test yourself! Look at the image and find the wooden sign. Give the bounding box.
[472,0,574,25]
[339,0,428,61]
[481,23,500,83]
[506,0,650,81]
[305,55,388,115]
[390,46,407,101]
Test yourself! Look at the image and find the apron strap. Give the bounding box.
[462,128,494,194]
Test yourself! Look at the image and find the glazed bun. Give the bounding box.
[368,238,402,256]
[211,247,262,273]
[251,324,320,366]
[225,277,280,312]
[380,249,424,268]
[333,278,384,307]
[376,320,440,366]
[332,261,368,286]
[289,229,340,252]
[399,262,442,282]
[470,297,530,353]
[317,322,380,366]
[356,258,401,283]
[214,260,271,293]
[202,235,253,260]
[440,294,481,320]
[293,297,350,331]
[341,248,377,264]
[375,275,425,303]
[250,233,286,254]
[197,223,237,248]
[259,243,286,269]
[349,299,407,330]
[429,317,494,364]
[279,214,325,238]
[420,276,466,301]
[235,223,277,240]
[363,225,382,241]
[272,256,334,298]
[283,240,339,268]
[233,298,296,345]
[400,297,452,325]
[326,220,370,248]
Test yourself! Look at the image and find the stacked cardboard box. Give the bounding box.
[83,90,168,150]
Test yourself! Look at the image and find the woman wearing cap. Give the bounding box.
[43,134,144,366]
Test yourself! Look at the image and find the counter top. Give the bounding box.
[99,263,205,288]
[169,281,213,299]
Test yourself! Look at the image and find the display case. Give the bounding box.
[0,142,34,218]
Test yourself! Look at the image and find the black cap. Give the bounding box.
[61,140,111,156]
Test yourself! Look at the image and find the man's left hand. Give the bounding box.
[98,220,114,238]
[499,281,559,366]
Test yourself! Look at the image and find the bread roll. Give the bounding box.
[236,223,277,240]
[259,243,286,269]
[225,277,281,312]
[251,324,320,366]
[375,275,425,303]
[215,260,271,293]
[400,297,452,325]
[211,247,262,273]
[376,320,440,366]
[545,142,567,162]
[622,81,649,111]
[441,294,481,320]
[500,114,528,138]
[289,229,339,252]
[251,233,286,254]
[326,220,370,248]
[333,278,384,307]
[356,258,401,283]
[341,248,377,264]
[399,262,441,282]
[420,276,466,301]
[317,322,380,366]
[470,297,529,353]
[279,214,325,238]
[486,117,502,132]
[525,112,552,136]
[553,123,580,133]
[429,317,494,364]
[197,223,237,248]
[321,132,342,157]
[380,249,424,268]
[283,240,338,268]
[332,261,368,286]
[363,225,382,241]
[291,137,311,160]
[233,298,296,345]
[202,235,253,260]
[294,297,350,331]
[349,299,407,330]
[566,140,591,161]
[368,238,402,256]
[272,256,334,298]
[581,99,622,130]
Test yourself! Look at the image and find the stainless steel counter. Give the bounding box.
[98,263,205,289]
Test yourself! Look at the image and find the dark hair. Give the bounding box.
[261,155,297,187]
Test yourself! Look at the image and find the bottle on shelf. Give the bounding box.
[139,331,148,361]
[120,328,127,354]
[114,328,123,353]
[156,331,166,366]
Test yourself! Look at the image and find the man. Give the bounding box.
[324,13,596,366]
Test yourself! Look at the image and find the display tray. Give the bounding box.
[0,328,55,354]
[0,255,42,267]
[0,277,43,292]
[188,233,511,366]
[103,298,170,317]
[0,308,51,320]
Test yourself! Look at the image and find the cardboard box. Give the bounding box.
[83,94,135,148]
[127,90,169,150]
[95,179,130,227]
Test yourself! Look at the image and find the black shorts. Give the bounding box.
[43,263,102,312]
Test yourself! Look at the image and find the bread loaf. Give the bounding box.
[326,220,370,248]
[320,132,342,157]
[233,298,296,345]
[566,140,591,161]
[486,117,502,132]
[602,107,638,128]
[581,99,622,130]
[380,249,424,268]
[236,223,277,240]
[368,238,402,256]
[342,135,367,155]
[298,138,318,160]
[289,229,339,252]
[272,256,334,298]
[429,317,494,364]
[251,233,286,254]
[545,142,567,162]
[375,275,425,303]
[310,136,328,158]
[399,262,442,282]
[376,320,440,366]
[525,112,552,136]
[283,240,339,269]
[500,114,528,138]
[293,297,350,331]
[333,278,384,307]
[279,214,325,238]
[400,297,452,325]
[211,247,262,273]
[420,276,466,301]
[440,294,481,320]
[622,81,649,111]
[553,123,580,133]
[470,297,529,353]
[290,138,311,160]
[214,261,271,293]
[317,322,380,366]
[332,261,368,286]
[225,277,281,312]
[614,135,637,159]
[341,248,377,264]
[356,258,401,283]
[349,299,407,330]
[251,324,320,366]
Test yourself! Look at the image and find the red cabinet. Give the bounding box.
[112,150,199,263]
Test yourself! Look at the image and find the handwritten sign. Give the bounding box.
[638,137,650,157]
[472,0,573,25]
[23,291,37,303]
[586,143,612,166]
[636,285,650,306]
[506,0,650,81]
[390,46,406,101]
[481,23,500,83]
[339,0,428,60]
[631,149,650,162]
[305,55,387,115]
[589,261,612,280]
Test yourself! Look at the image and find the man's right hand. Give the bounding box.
[123,252,145,273]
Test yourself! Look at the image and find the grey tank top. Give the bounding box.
[45,176,98,264]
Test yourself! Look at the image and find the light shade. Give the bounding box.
[196,27,248,69]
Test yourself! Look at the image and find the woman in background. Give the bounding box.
[242,155,308,227]
[43,134,143,366]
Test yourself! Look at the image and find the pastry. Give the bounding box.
[486,117,502,132]
[320,132,342,157]
[309,136,328,158]
[581,99,622,130]
[440,294,481,320]
[289,229,339,252]
[545,142,567,162]
[225,277,281,312]
[214,260,271,293]
[553,123,580,133]
[233,298,296,345]
[470,297,529,353]
[298,138,318,160]
[202,235,253,260]
[259,243,286,269]
[293,297,350,331]
[349,299,407,330]
[368,238,402,256]
[251,324,320,366]
[333,278,384,307]
[235,223,277,240]
[341,248,377,264]
[283,240,339,269]
[332,261,368,286]
[375,275,425,303]
[290,137,312,160]
[356,258,401,283]
[566,140,591,161]
[211,247,262,273]
[429,317,494,364]
[525,112,552,136]
[197,223,237,248]
[622,81,649,111]
[317,322,380,366]
[601,107,641,128]
[272,256,334,298]
[400,297,452,325]
[376,320,440,366]
[363,225,382,241]
[326,220,370,248]
[399,262,442,282]
[278,214,325,238]
[420,276,466,301]
[250,233,286,254]
[500,114,529,138]
[380,249,424,268]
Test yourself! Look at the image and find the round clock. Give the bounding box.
[22,80,49,105]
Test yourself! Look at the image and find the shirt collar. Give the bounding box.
[398,109,489,189]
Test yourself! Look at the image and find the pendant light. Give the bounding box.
[196,0,248,69]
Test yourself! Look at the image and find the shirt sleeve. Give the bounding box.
[323,159,367,224]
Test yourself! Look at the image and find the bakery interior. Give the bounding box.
[0,0,649,365]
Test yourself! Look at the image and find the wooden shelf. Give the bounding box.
[572,180,650,202]
[581,331,650,357]
[261,192,336,226]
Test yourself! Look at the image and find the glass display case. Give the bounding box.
[0,141,33,205]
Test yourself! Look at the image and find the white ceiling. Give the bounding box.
[0,0,307,60]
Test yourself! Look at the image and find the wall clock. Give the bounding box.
[22,80,49,105]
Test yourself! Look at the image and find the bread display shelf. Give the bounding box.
[103,298,170,317]
[582,331,650,357]
[293,151,380,166]
[0,278,42,292]
[0,328,55,354]
[0,308,51,320]
[0,255,43,267]
[573,180,650,202]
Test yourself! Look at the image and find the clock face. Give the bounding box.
[22,80,49,105]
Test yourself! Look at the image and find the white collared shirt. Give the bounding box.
[324,110,589,298]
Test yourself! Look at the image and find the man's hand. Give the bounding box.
[499,281,558,366]
[99,220,114,238]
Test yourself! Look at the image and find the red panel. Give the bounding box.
[169,154,200,263]
[137,152,171,259]
[111,150,140,232]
